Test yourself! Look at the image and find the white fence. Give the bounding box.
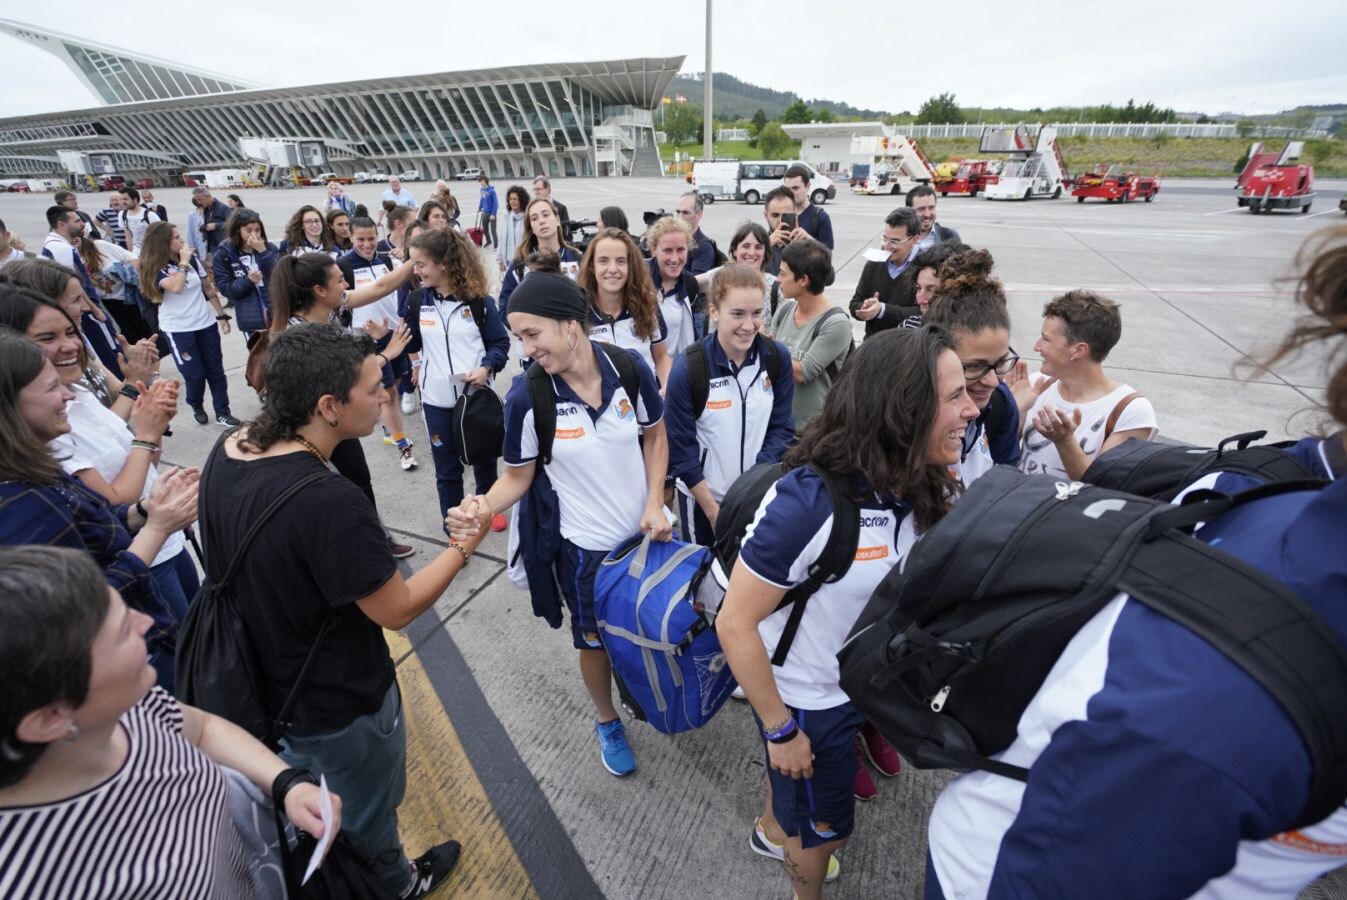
[903,123,1330,140]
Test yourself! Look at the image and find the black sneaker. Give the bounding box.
[192,407,209,425]
[401,840,460,898]
[389,540,416,559]
[216,413,241,427]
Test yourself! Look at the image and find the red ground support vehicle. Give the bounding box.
[134,178,155,190]
[933,160,998,197]
[1235,141,1315,215]
[1071,165,1161,203]
[98,175,126,191]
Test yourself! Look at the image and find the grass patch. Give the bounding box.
[659,137,1347,178]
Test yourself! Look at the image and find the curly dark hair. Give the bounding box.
[934,247,997,295]
[240,323,373,452]
[282,205,334,253]
[785,326,959,532]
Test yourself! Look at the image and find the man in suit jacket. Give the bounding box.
[848,207,924,338]
[906,184,961,252]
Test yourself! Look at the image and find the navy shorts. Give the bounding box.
[761,702,865,849]
[554,538,606,651]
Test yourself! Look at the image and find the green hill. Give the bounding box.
[667,73,887,121]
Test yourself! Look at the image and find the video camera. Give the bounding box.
[564,218,600,253]
[642,208,672,228]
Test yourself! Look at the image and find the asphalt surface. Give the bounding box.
[3,175,1346,898]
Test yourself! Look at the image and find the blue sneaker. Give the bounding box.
[595,718,636,776]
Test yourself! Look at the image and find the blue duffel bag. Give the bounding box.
[594,533,737,734]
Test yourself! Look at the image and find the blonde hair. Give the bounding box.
[644,216,693,253]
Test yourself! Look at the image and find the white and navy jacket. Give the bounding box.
[338,249,400,329]
[497,247,582,315]
[587,303,669,381]
[648,259,701,357]
[665,333,795,502]
[401,286,510,410]
[927,437,1347,899]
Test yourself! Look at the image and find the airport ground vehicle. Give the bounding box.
[1235,141,1315,215]
[316,172,353,184]
[689,160,835,205]
[690,159,741,203]
[982,126,1068,201]
[1071,165,1160,203]
[457,168,483,181]
[98,175,126,191]
[932,159,998,197]
[399,169,422,181]
[850,133,935,196]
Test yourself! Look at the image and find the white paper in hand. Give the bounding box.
[301,775,335,885]
[862,247,891,263]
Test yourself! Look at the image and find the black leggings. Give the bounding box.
[329,438,378,514]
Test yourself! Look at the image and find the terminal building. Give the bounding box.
[0,18,680,184]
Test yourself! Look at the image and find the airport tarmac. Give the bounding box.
[2,176,1345,898]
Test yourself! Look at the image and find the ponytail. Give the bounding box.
[268,252,334,333]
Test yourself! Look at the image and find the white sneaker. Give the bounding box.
[731,685,746,700]
[400,447,418,471]
[400,392,416,414]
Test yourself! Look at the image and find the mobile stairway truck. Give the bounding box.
[982,125,1069,201]
[1234,141,1315,215]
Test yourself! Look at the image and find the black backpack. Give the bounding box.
[1083,430,1317,501]
[176,468,334,751]
[527,341,638,464]
[712,462,858,665]
[782,303,853,381]
[836,466,1347,830]
[684,337,780,418]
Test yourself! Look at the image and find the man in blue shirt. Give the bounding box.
[477,174,499,248]
[381,175,417,211]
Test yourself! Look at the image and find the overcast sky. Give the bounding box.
[2,1,1344,119]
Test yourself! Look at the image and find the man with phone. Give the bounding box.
[762,186,798,276]
[781,163,835,250]
[848,207,922,339]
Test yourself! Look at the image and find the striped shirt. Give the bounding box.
[0,688,252,899]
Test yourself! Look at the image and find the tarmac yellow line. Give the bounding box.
[387,628,539,900]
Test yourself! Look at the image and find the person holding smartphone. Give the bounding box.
[762,187,797,277]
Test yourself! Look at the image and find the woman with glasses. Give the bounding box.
[278,206,338,259]
[923,257,1024,487]
[1013,290,1157,481]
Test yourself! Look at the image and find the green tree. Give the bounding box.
[1236,119,1257,139]
[812,107,835,123]
[663,102,703,145]
[915,92,963,125]
[750,108,768,136]
[782,100,811,124]
[757,122,793,158]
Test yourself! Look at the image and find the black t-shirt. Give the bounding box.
[200,440,398,735]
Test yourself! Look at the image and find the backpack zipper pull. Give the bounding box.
[930,685,951,712]
[1054,481,1084,501]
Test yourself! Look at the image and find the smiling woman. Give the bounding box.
[0,326,199,690]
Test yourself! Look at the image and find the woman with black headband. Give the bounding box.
[447,272,671,779]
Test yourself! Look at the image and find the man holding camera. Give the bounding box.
[761,186,799,277]
[191,187,232,255]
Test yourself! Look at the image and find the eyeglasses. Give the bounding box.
[302,218,323,225]
[963,351,1019,381]
[881,234,916,248]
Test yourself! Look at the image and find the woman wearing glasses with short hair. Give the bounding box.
[278,206,339,259]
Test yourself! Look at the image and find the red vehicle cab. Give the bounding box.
[1071,165,1160,203]
[933,159,998,197]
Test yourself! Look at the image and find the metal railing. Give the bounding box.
[903,123,1330,140]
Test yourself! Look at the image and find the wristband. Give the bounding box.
[130,439,158,452]
[411,359,424,368]
[271,767,319,807]
[763,715,799,744]
[376,353,389,368]
[216,314,231,321]
[118,383,142,400]
[135,500,148,519]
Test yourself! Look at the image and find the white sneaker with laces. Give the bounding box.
[400,447,418,471]
[400,392,416,414]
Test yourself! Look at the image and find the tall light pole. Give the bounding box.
[703,0,713,161]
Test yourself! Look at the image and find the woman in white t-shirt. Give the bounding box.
[0,546,337,900]
[1013,290,1157,480]
[695,222,781,320]
[138,222,235,427]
